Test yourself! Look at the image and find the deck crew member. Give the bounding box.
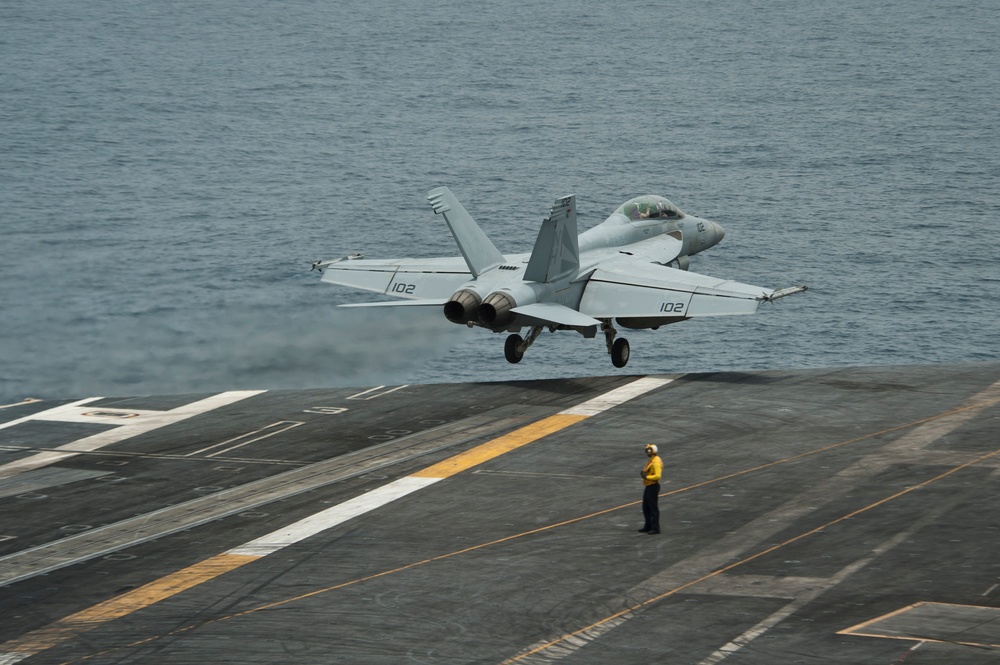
[639,444,662,534]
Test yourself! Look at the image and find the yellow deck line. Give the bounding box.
[1,553,257,655]
[411,413,587,479]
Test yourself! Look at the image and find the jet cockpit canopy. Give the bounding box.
[615,195,684,221]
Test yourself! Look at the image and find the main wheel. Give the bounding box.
[611,337,630,368]
[504,334,524,364]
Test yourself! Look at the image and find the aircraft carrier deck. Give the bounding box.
[1,362,999,664]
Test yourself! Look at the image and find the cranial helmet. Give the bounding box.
[645,444,658,454]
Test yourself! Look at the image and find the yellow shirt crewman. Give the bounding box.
[639,443,662,534]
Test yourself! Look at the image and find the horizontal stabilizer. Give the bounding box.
[427,187,505,278]
[511,302,600,328]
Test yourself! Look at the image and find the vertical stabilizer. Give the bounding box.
[524,195,579,284]
[427,187,504,278]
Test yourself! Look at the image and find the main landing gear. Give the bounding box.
[502,321,631,368]
[602,319,630,368]
[504,326,543,364]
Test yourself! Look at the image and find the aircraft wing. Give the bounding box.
[620,231,684,264]
[320,257,471,300]
[579,258,771,318]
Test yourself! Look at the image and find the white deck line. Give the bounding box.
[559,376,675,416]
[0,391,266,479]
[0,398,104,431]
[185,420,304,457]
[347,385,410,400]
[228,476,441,557]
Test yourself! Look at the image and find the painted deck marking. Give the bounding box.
[414,378,673,480]
[347,385,409,400]
[500,377,1000,663]
[560,377,673,417]
[0,553,255,661]
[173,403,1000,665]
[8,376,998,665]
[0,391,266,480]
[185,421,304,458]
[9,375,999,665]
[0,377,672,663]
[0,398,102,431]
[502,442,1000,663]
[411,414,586,479]
[229,477,439,557]
[0,398,42,410]
[696,522,933,665]
[839,601,1000,649]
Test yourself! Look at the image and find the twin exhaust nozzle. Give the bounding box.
[444,289,516,327]
[443,289,481,324]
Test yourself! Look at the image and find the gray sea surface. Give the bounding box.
[2,0,999,402]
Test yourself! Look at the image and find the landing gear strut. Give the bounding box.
[601,319,630,368]
[504,326,543,364]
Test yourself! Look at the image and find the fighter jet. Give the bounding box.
[313,187,806,367]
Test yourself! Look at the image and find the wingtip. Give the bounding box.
[427,187,452,214]
[760,285,809,302]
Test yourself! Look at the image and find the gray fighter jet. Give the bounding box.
[313,187,806,367]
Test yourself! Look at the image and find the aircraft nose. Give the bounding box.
[712,220,726,243]
[702,219,725,246]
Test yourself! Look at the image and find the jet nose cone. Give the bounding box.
[699,219,726,246]
[712,221,726,243]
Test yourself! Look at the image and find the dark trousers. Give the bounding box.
[642,483,660,532]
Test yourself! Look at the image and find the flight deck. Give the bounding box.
[1,363,999,664]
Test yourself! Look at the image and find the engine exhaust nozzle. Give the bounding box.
[443,289,482,324]
[479,291,517,328]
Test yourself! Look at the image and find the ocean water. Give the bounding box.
[2,0,999,402]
